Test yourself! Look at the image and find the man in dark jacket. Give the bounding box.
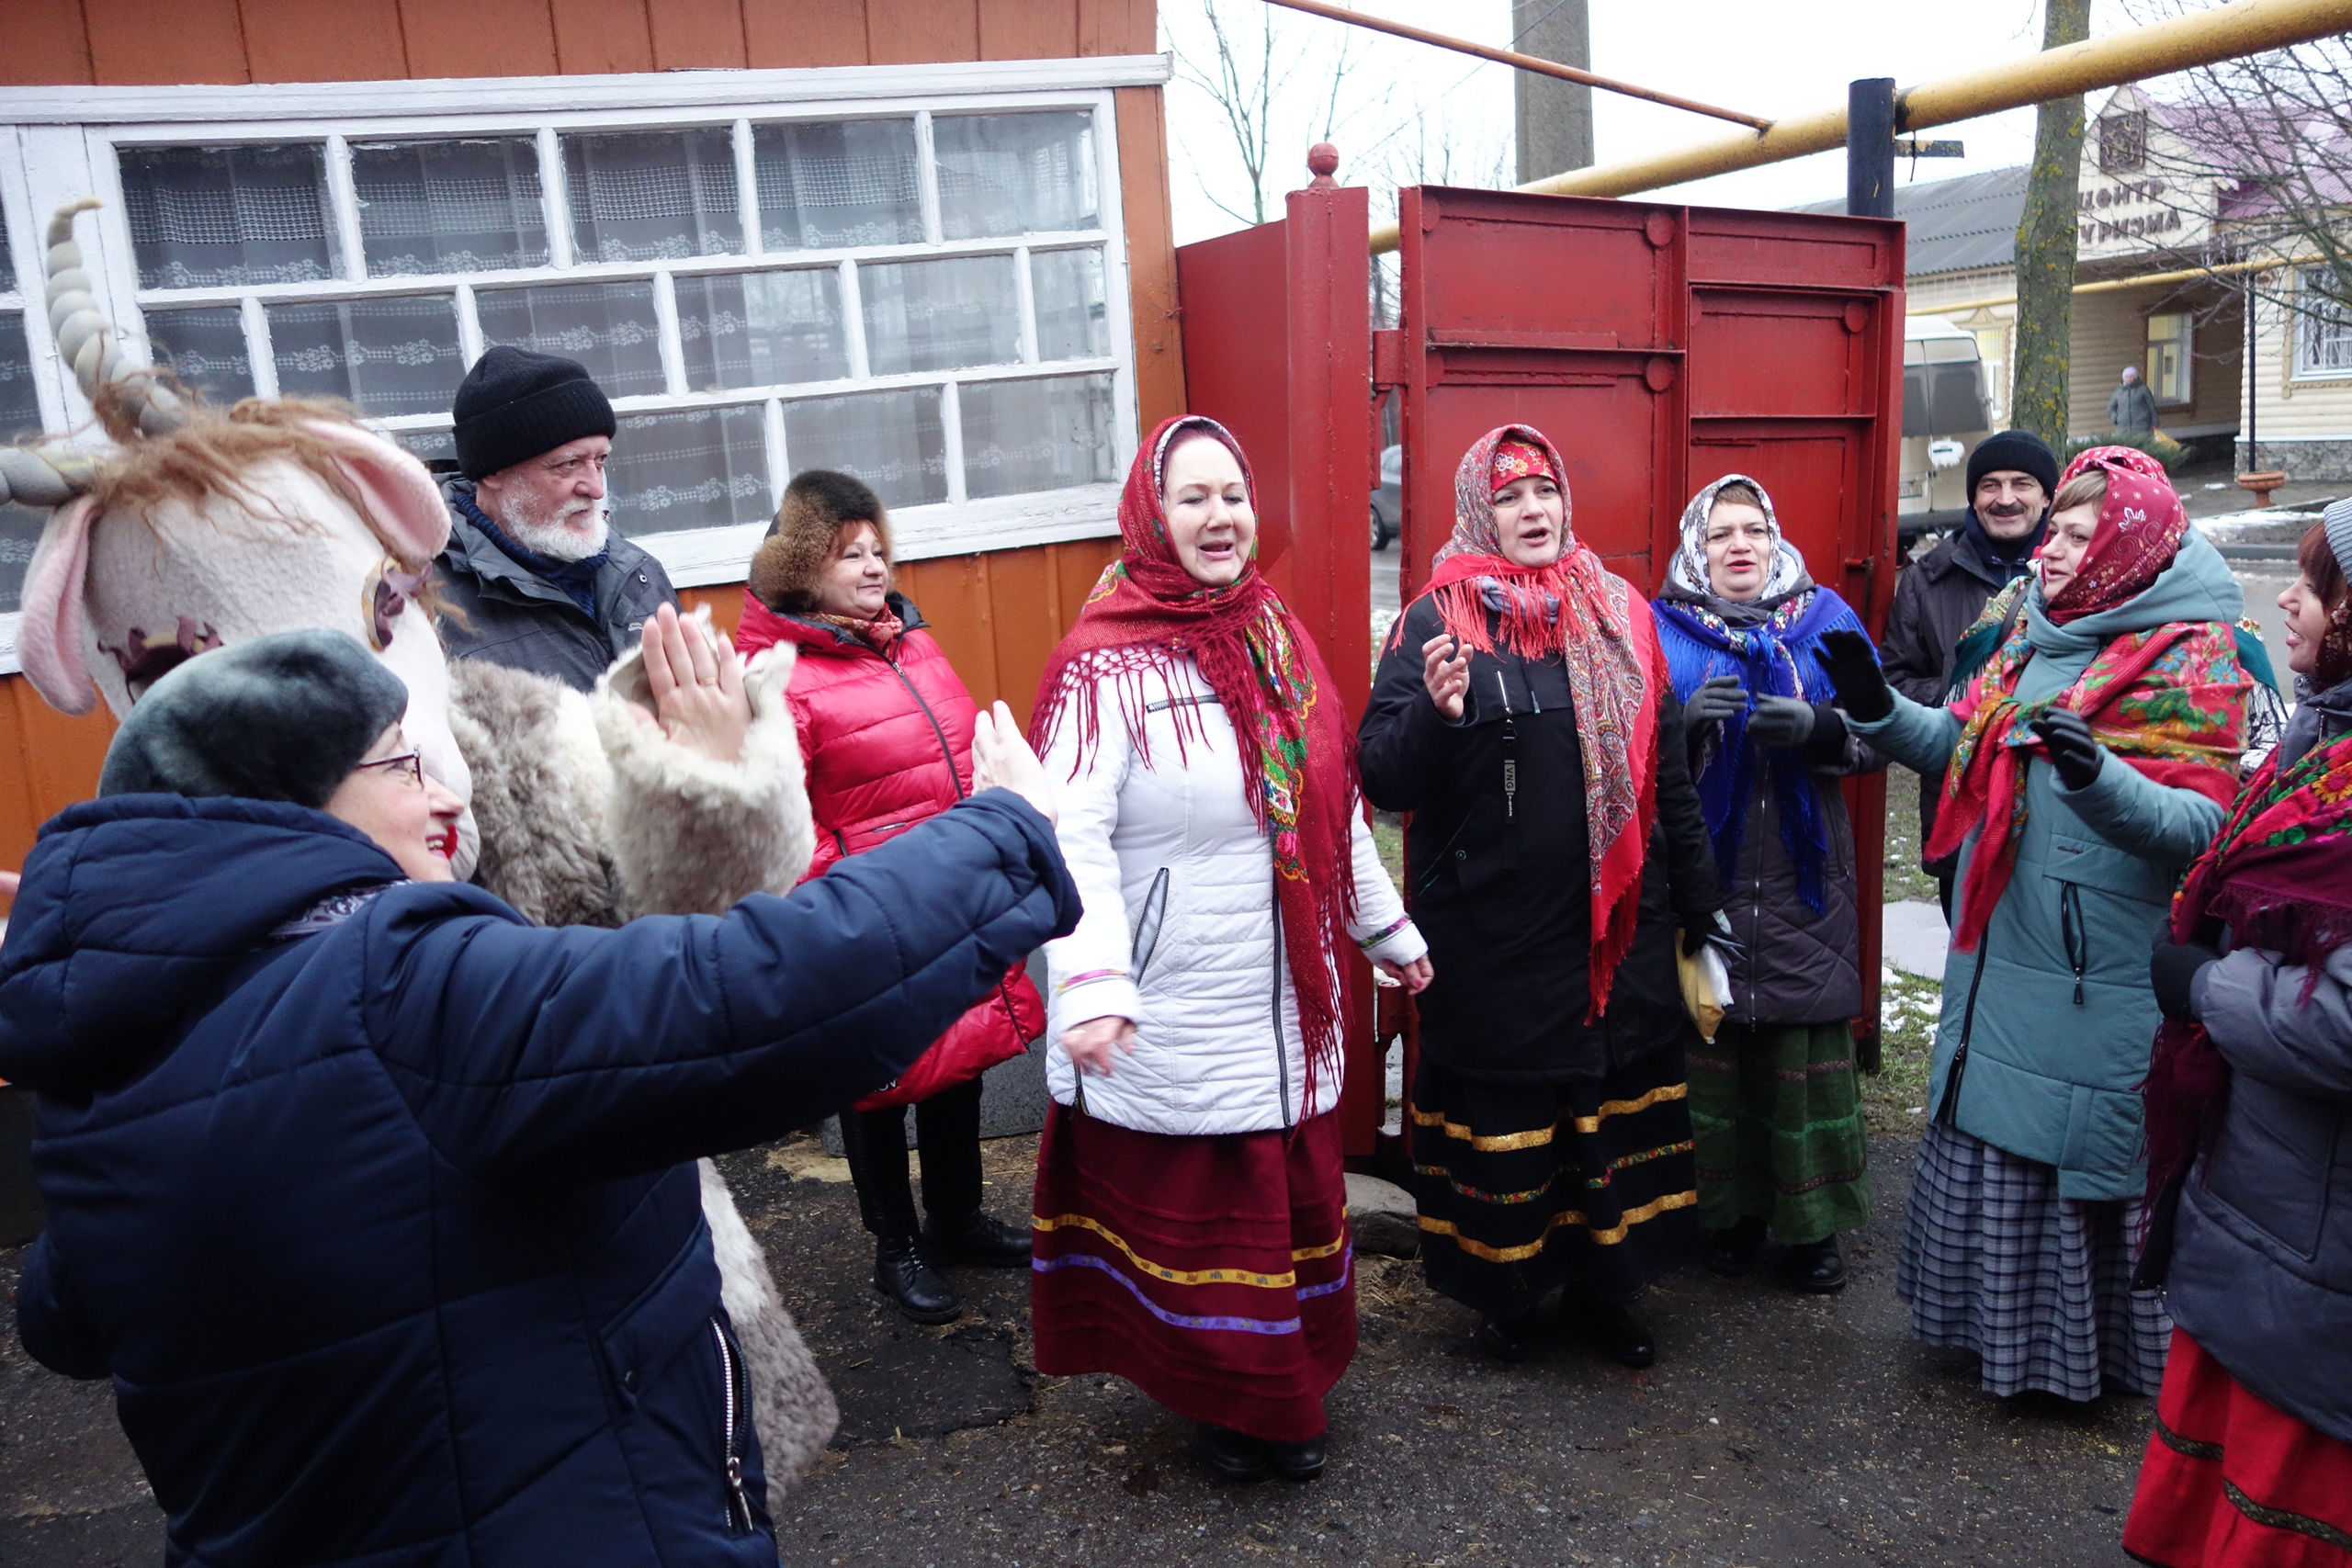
[435,345,675,690]
[3,627,1079,1566]
[1879,428,2058,917]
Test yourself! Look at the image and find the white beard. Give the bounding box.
[498,490,612,562]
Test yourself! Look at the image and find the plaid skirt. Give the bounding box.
[1896,1120,2170,1400]
[1408,1053,1700,1319]
[1029,1105,1353,1444]
[2125,1328,2352,1567]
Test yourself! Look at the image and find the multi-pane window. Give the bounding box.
[2298,267,2352,378]
[114,104,1126,546]
[2145,311,2193,404]
[0,199,44,614]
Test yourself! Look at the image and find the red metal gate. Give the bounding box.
[1177,167,1905,1160]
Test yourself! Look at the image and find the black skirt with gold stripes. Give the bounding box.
[1408,1047,1701,1318]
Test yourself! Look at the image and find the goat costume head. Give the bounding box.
[10,201,479,871]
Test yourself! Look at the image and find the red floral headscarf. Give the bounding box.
[2041,446,2189,625]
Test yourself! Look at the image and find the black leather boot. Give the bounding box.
[922,1210,1034,1268]
[1196,1424,1271,1482]
[874,1236,961,1324]
[1562,1294,1656,1369]
[1790,1234,1847,1294]
[1704,1215,1769,1278]
[1268,1432,1328,1482]
[1476,1309,1541,1362]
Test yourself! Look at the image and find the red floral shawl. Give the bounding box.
[2043,445,2190,625]
[1409,423,1663,1012]
[1030,415,1358,1093]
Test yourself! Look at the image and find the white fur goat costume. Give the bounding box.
[8,202,838,1507]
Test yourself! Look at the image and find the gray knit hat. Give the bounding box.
[98,630,410,808]
[2325,497,2352,576]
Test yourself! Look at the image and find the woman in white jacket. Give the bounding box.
[1026,415,1429,1485]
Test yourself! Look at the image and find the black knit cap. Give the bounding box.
[1965,429,2061,498]
[452,345,618,481]
[99,630,411,809]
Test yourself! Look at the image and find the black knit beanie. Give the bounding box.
[1965,429,2061,498]
[452,346,618,481]
[98,630,411,809]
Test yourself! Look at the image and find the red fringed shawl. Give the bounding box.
[2144,725,2352,1207]
[1029,415,1359,1098]
[1927,590,2249,953]
[1412,423,1663,1014]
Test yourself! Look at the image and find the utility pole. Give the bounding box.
[1513,0,1593,184]
[2011,0,2094,450]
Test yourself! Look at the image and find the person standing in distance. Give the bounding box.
[1879,430,2058,919]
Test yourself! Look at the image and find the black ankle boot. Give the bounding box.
[1476,1310,1541,1362]
[1563,1294,1656,1369]
[1196,1423,1271,1482]
[874,1236,961,1324]
[922,1210,1034,1268]
[1704,1215,1770,1278]
[1268,1432,1328,1482]
[1790,1234,1847,1294]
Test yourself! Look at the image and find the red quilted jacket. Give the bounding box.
[737,589,1043,1107]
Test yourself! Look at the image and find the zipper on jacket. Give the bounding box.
[881,659,969,802]
[1495,671,1518,823]
[710,1314,753,1534]
[2059,882,2087,1006]
[1936,924,1992,1128]
[1269,851,1293,1129]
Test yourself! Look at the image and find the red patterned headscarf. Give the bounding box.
[2041,446,2190,625]
[1031,415,1359,1090]
[1409,423,1664,1013]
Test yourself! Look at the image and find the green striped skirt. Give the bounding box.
[1408,1051,1701,1319]
[1688,1019,1871,1245]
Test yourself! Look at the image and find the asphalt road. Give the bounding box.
[0,1129,2154,1567]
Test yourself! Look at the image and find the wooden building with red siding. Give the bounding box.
[0,0,1183,874]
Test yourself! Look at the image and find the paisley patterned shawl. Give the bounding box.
[1030,414,1358,1095]
[2143,724,2352,1208]
[1927,592,2250,952]
[1406,423,1662,1012]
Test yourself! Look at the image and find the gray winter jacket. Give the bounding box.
[2165,681,2352,1445]
[435,477,676,693]
[2108,378,2160,434]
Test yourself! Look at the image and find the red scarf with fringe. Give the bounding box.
[1030,415,1359,1100]
[1411,423,1662,1015]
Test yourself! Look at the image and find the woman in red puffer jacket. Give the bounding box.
[737,469,1044,1325]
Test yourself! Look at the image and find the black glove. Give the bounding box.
[2028,707,2105,791]
[1682,910,1734,956]
[2151,937,2222,1021]
[1746,695,1815,749]
[1814,629,1892,723]
[1683,674,1746,726]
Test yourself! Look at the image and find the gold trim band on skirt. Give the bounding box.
[1032,1211,1350,1290]
[1408,1082,1690,1150]
[1417,1189,1697,1258]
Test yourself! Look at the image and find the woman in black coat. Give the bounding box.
[1358,426,1720,1368]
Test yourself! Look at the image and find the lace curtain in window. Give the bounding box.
[353,139,548,277]
[608,406,771,536]
[145,306,257,403]
[752,120,922,252]
[675,270,849,391]
[269,296,464,417]
[120,144,341,289]
[962,374,1115,500]
[786,388,946,509]
[933,113,1098,241]
[861,255,1019,376]
[476,282,665,398]
[0,311,40,612]
[566,130,741,265]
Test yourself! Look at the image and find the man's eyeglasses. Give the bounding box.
[354,750,424,788]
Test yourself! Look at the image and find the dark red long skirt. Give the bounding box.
[1029,1104,1354,1443]
[2124,1328,2352,1566]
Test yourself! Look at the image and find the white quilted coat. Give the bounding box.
[1043,656,1426,1136]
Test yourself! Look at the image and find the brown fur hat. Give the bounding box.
[748,470,891,613]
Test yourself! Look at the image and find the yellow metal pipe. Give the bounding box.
[1907,254,2319,317]
[1367,0,2352,254]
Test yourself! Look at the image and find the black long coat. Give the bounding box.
[1359,595,1721,1084]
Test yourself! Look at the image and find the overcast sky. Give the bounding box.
[1158,0,2166,244]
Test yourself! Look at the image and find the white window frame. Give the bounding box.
[2295,266,2352,382]
[0,55,1170,676]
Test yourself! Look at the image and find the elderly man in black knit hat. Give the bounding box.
[434,345,677,690]
[1879,428,2061,919]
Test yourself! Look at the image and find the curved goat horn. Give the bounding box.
[45,197,185,439]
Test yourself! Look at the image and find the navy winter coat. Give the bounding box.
[0,789,1076,1567]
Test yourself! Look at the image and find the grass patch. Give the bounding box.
[1881,764,1942,907]
[1864,964,1943,1137]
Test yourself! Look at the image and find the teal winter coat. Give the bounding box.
[1855,531,2245,1201]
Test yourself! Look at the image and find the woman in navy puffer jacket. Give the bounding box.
[1,615,1077,1568]
[737,470,1044,1326]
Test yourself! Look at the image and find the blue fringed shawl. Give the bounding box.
[1652,586,1870,914]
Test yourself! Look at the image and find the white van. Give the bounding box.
[1900,316,1992,544]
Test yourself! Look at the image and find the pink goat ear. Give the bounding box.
[302,420,450,570]
[18,496,99,716]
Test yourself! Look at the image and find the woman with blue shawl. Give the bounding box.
[1651,475,1881,1293]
